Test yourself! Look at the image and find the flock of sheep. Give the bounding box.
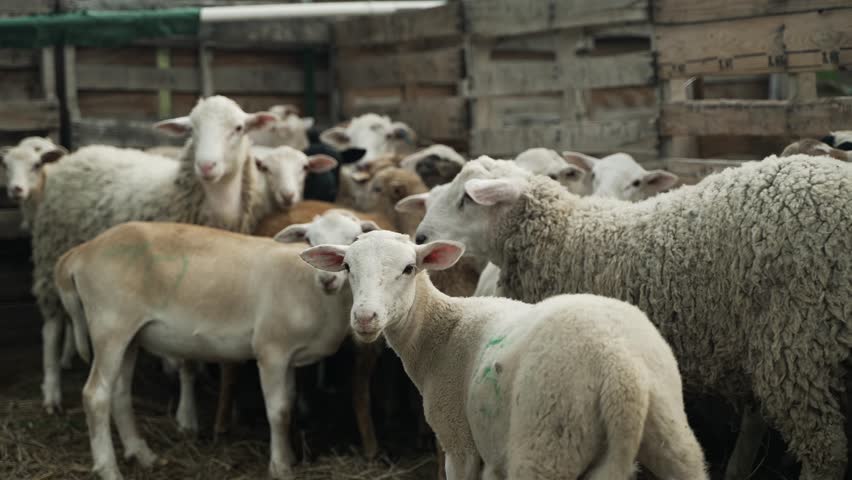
[1,94,850,480]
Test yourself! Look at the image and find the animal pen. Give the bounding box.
[0,1,851,479]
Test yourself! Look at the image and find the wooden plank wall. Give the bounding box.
[334,3,467,149]
[67,18,331,148]
[655,1,852,171]
[465,0,657,161]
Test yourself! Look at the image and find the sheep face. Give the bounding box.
[363,167,426,212]
[573,152,678,201]
[254,146,337,207]
[300,231,463,342]
[155,96,276,183]
[411,157,529,258]
[320,113,416,168]
[276,210,378,294]
[248,112,313,151]
[1,144,65,200]
[514,148,588,195]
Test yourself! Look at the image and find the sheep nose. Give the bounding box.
[353,309,377,329]
[199,162,217,175]
[11,185,23,196]
[321,276,336,289]
[415,234,427,245]
[282,192,295,205]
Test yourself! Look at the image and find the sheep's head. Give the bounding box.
[320,113,416,168]
[364,167,427,213]
[249,106,314,151]
[254,146,337,208]
[300,230,463,342]
[514,148,587,195]
[154,95,276,183]
[275,210,379,294]
[401,156,530,259]
[1,140,66,201]
[564,151,679,202]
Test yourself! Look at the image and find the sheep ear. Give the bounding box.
[561,151,599,171]
[320,126,351,150]
[821,134,835,146]
[40,147,68,165]
[360,220,380,233]
[465,178,521,206]
[153,116,192,137]
[300,245,348,272]
[388,122,416,143]
[559,165,584,180]
[641,170,679,193]
[416,241,465,271]
[246,112,278,132]
[274,224,308,243]
[307,154,338,173]
[396,193,428,213]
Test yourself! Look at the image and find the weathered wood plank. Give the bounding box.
[345,96,467,141]
[201,18,330,47]
[654,0,849,24]
[665,157,749,185]
[463,0,648,37]
[0,0,54,16]
[58,0,269,11]
[471,115,658,158]
[657,9,852,78]
[661,98,852,137]
[71,118,185,149]
[335,3,461,46]
[338,47,461,89]
[0,100,59,132]
[470,52,653,96]
[75,65,328,94]
[0,49,37,69]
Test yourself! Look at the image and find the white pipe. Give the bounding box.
[200,1,446,23]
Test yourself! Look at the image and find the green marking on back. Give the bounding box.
[474,332,512,418]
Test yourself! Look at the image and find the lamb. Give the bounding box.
[144,145,183,159]
[55,212,376,480]
[1,140,67,228]
[399,144,466,188]
[782,138,851,161]
[32,95,280,414]
[249,104,313,151]
[412,154,852,480]
[563,151,679,201]
[514,148,588,195]
[300,230,707,479]
[320,113,416,167]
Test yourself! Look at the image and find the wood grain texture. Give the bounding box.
[654,0,850,24]
[661,98,852,136]
[71,118,184,148]
[657,8,852,78]
[200,18,330,47]
[0,49,37,69]
[463,0,648,36]
[0,0,54,16]
[344,96,466,141]
[338,47,461,89]
[335,3,461,46]
[664,157,748,185]
[0,100,59,132]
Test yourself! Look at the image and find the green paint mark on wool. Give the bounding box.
[486,335,506,347]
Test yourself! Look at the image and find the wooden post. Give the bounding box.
[156,47,172,119]
[40,48,56,102]
[63,46,80,122]
[199,44,214,97]
[661,78,701,158]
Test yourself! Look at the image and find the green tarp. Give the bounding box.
[0,8,201,48]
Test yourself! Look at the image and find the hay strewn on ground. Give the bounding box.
[0,353,435,480]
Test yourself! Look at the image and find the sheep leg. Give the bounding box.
[83,335,131,480]
[638,393,708,480]
[41,316,64,413]
[436,439,447,480]
[352,343,380,459]
[60,320,75,369]
[175,361,199,433]
[444,451,480,480]
[110,342,158,467]
[258,350,297,480]
[214,362,238,438]
[723,404,767,480]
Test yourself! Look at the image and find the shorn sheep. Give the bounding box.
[412,154,852,479]
[32,95,281,413]
[300,230,707,480]
[55,212,376,480]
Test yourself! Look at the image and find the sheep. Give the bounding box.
[249,104,314,151]
[412,154,852,480]
[563,151,680,201]
[32,95,280,414]
[399,144,466,188]
[54,213,377,480]
[782,138,851,161]
[821,130,852,151]
[513,148,588,195]
[1,141,67,228]
[300,230,707,479]
[144,145,183,159]
[320,113,417,167]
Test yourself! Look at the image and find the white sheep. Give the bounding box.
[563,151,679,201]
[320,113,416,166]
[32,95,280,414]
[782,138,851,161]
[821,130,852,151]
[514,148,588,195]
[249,104,314,151]
[1,139,67,228]
[412,154,852,479]
[300,230,707,480]
[55,212,376,480]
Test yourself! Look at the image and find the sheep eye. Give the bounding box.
[343,263,350,272]
[548,174,557,180]
[372,186,382,193]
[34,146,42,152]
[403,264,415,275]
[631,179,641,188]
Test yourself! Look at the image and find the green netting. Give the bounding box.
[0,8,201,48]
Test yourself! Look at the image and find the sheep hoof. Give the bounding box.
[269,461,294,480]
[125,445,161,468]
